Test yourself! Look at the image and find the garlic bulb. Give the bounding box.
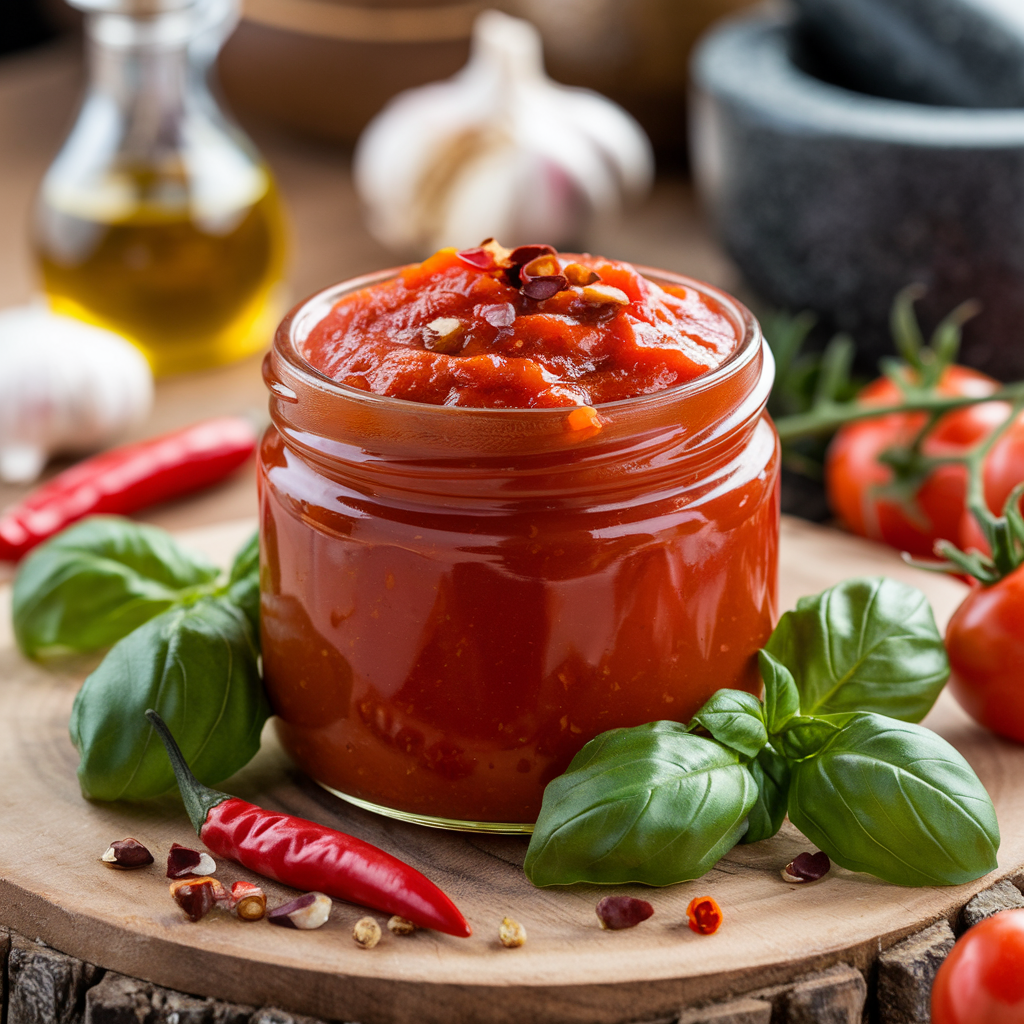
[353,9,654,254]
[0,306,153,484]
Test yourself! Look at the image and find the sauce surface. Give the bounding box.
[300,243,738,407]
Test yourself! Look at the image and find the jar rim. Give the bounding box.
[272,263,763,417]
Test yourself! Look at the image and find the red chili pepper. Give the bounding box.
[686,896,723,935]
[0,416,257,562]
[145,710,472,938]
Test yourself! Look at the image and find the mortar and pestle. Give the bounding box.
[690,0,1024,378]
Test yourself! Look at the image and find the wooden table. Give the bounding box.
[0,38,742,575]
[4,516,1022,1024]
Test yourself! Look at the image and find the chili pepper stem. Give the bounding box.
[145,709,228,835]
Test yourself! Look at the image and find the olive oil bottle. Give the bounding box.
[34,0,286,376]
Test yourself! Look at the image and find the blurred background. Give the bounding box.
[3,0,1024,553]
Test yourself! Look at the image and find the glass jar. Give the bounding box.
[259,267,779,832]
[34,0,287,376]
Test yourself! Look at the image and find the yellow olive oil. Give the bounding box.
[36,171,287,377]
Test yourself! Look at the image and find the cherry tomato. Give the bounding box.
[932,910,1024,1024]
[826,366,1006,557]
[945,565,1024,743]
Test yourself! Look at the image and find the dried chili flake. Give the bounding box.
[456,247,496,271]
[596,896,654,930]
[166,842,215,879]
[508,244,556,266]
[458,238,516,272]
[231,880,266,920]
[582,283,629,306]
[268,891,332,930]
[101,838,153,869]
[169,876,227,922]
[781,851,831,883]
[423,317,464,353]
[686,896,723,936]
[520,255,568,300]
[564,262,601,286]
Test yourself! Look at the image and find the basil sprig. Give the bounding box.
[13,516,267,800]
[525,576,998,889]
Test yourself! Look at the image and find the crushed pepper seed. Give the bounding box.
[499,916,526,948]
[353,916,383,948]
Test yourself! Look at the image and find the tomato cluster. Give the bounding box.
[825,364,1024,744]
[825,366,1019,557]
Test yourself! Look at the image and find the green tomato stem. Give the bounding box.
[773,383,1024,443]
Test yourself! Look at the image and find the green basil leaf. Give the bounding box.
[758,650,800,732]
[689,689,767,759]
[226,531,260,638]
[741,744,791,844]
[524,721,757,886]
[764,577,949,722]
[773,715,849,761]
[69,595,270,801]
[787,713,1000,886]
[13,516,219,660]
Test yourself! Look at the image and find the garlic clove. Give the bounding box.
[0,306,153,484]
[0,445,47,486]
[353,10,653,255]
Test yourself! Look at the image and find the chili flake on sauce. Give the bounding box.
[300,242,737,408]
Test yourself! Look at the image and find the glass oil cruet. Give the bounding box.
[34,0,286,376]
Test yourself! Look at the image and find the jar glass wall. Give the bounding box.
[259,268,779,831]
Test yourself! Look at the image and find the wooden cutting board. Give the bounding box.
[0,516,1021,1024]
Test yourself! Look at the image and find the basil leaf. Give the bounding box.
[69,595,270,801]
[758,650,800,732]
[741,744,791,844]
[787,713,1000,886]
[524,721,757,886]
[226,530,260,637]
[689,689,767,759]
[764,577,949,722]
[773,715,849,761]
[13,516,218,660]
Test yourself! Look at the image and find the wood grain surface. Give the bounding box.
[0,516,1021,1024]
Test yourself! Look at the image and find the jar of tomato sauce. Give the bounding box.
[259,246,779,831]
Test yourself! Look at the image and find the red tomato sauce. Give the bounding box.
[299,245,737,407]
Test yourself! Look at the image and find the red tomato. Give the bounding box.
[826,366,1006,557]
[945,565,1024,743]
[932,910,1024,1024]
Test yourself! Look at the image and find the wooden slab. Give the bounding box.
[0,517,1021,1024]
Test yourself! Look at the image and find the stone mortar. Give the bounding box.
[690,9,1024,378]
